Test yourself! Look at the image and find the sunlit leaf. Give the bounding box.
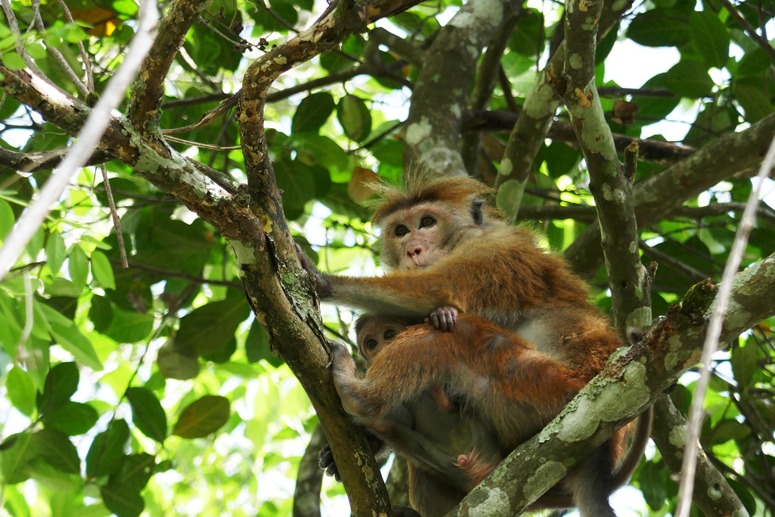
[68,245,89,290]
[31,428,80,474]
[292,92,335,134]
[42,401,99,436]
[126,387,168,443]
[172,395,230,439]
[690,10,729,68]
[7,366,36,416]
[36,362,79,413]
[90,251,116,290]
[86,419,130,478]
[337,94,372,142]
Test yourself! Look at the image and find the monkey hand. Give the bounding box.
[330,342,383,419]
[295,244,332,297]
[317,443,341,480]
[427,306,458,332]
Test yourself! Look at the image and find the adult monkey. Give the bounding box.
[299,176,650,516]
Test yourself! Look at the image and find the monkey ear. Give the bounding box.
[471,200,484,225]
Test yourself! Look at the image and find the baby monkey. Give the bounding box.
[355,313,502,495]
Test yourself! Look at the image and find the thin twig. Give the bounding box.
[675,133,775,517]
[99,164,128,268]
[0,0,159,281]
[715,0,775,61]
[31,0,89,96]
[56,0,94,90]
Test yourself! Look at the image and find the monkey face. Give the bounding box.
[355,315,407,363]
[379,203,460,270]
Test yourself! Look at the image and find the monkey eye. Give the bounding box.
[383,329,396,340]
[365,339,378,351]
[394,224,409,237]
[419,216,436,228]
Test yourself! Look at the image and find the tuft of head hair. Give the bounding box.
[371,175,493,225]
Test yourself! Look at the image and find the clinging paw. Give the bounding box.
[427,306,458,332]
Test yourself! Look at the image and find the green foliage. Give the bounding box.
[0,0,772,514]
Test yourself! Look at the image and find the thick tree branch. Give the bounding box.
[555,0,649,336]
[565,112,775,278]
[128,0,209,132]
[236,1,426,514]
[403,0,515,175]
[453,254,775,516]
[461,10,520,174]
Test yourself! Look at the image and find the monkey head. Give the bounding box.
[354,314,407,363]
[371,177,492,271]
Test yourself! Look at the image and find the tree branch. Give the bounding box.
[464,109,697,164]
[565,112,775,278]
[493,0,634,220]
[128,0,210,132]
[403,0,515,175]
[555,0,649,336]
[651,394,747,515]
[293,425,326,517]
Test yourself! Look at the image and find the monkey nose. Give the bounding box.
[408,247,422,257]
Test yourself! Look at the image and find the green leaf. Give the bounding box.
[31,428,80,474]
[0,199,15,241]
[736,47,771,78]
[37,362,79,414]
[663,61,714,98]
[176,299,249,360]
[0,433,36,483]
[295,135,350,179]
[46,314,103,370]
[109,453,155,492]
[89,295,114,333]
[709,419,751,445]
[731,342,759,390]
[42,401,99,436]
[734,80,773,122]
[68,245,89,290]
[156,338,200,380]
[86,419,130,478]
[245,323,275,364]
[104,307,154,343]
[100,483,144,517]
[638,460,668,510]
[90,251,115,290]
[7,366,36,416]
[291,92,335,134]
[126,387,168,443]
[627,9,691,47]
[3,52,26,70]
[172,395,230,439]
[336,94,372,143]
[509,9,544,56]
[689,11,729,69]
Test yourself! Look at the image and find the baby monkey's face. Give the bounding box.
[354,315,407,364]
